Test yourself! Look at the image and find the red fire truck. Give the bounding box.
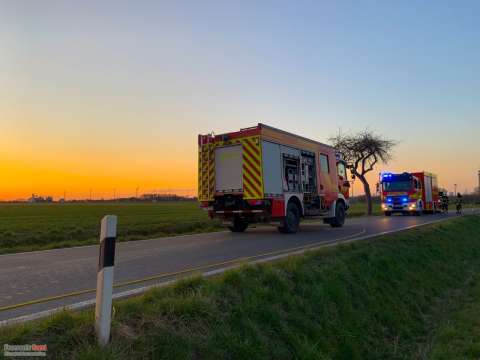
[380,171,440,216]
[198,124,350,233]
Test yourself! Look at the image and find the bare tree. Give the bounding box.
[330,130,397,215]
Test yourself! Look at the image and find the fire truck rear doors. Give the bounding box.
[215,145,243,193]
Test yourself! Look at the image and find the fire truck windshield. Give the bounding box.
[383,181,412,191]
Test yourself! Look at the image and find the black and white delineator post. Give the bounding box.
[95,215,117,346]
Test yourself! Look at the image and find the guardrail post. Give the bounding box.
[95,215,117,346]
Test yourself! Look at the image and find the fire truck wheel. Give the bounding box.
[330,202,346,228]
[228,218,249,232]
[278,202,300,234]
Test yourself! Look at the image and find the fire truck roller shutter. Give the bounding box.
[262,141,282,196]
[215,145,243,193]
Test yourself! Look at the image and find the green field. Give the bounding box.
[0,202,222,254]
[1,215,479,359]
[346,201,382,216]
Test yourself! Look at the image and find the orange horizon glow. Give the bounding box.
[1,112,478,201]
[1,137,478,201]
[0,144,198,201]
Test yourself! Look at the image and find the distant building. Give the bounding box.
[139,193,190,201]
[141,194,157,201]
[28,194,54,203]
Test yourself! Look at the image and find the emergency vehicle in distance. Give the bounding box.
[380,171,440,216]
[198,124,350,233]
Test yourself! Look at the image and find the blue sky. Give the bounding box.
[1,0,479,198]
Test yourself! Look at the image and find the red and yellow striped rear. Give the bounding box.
[198,135,215,201]
[198,133,264,201]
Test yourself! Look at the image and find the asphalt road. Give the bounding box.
[0,210,477,323]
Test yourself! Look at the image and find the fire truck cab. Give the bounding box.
[198,124,350,233]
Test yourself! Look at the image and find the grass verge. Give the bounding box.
[428,273,480,359]
[1,215,479,359]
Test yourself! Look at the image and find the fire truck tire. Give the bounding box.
[330,202,346,228]
[278,202,300,234]
[228,218,249,232]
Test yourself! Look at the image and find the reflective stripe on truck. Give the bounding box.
[241,136,263,199]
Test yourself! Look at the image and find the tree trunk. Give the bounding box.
[358,174,373,215]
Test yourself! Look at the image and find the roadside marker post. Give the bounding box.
[95,215,117,346]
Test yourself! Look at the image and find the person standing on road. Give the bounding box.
[441,193,449,213]
[456,193,463,215]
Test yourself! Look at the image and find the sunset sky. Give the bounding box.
[1,1,479,200]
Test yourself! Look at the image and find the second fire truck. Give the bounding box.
[380,171,440,216]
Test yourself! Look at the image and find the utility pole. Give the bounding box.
[113,189,116,201]
[477,170,480,194]
[135,186,139,199]
[454,183,457,196]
